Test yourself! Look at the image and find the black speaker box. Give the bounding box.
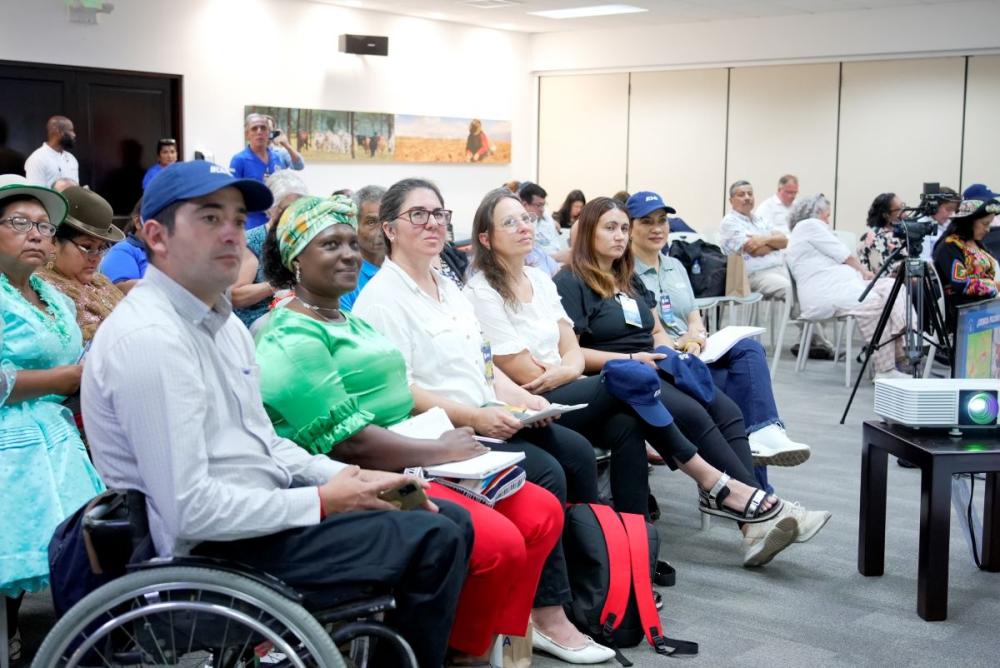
[339,34,389,56]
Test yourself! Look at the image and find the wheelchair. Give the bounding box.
[32,491,418,668]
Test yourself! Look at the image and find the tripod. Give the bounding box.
[840,243,952,423]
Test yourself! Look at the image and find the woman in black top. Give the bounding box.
[554,197,832,566]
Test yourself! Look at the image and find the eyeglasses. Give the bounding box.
[1,216,57,238]
[397,208,453,227]
[498,213,537,231]
[72,242,110,258]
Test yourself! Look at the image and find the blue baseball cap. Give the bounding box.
[962,184,1000,201]
[141,161,274,221]
[600,359,674,427]
[654,345,716,407]
[626,191,677,220]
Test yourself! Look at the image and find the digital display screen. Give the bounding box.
[954,299,1000,379]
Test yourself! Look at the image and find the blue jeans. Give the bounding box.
[709,338,782,494]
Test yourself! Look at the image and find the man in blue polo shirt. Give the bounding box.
[230,113,283,229]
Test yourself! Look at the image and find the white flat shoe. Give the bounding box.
[743,513,799,567]
[532,628,615,664]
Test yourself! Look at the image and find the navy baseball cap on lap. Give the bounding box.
[654,345,716,406]
[601,359,674,427]
[141,161,273,221]
[626,191,677,220]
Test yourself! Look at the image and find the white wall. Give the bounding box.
[0,0,535,238]
[530,1,1000,73]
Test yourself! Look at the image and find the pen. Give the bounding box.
[474,435,505,444]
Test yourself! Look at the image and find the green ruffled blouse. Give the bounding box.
[255,306,414,455]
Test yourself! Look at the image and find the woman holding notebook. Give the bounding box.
[255,194,615,665]
[464,190,832,568]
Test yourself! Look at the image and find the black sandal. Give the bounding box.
[698,473,783,524]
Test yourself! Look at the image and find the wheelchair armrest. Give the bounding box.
[130,556,306,604]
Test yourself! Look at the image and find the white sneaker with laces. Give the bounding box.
[748,424,811,467]
[742,507,799,567]
[783,501,832,543]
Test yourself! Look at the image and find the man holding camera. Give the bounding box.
[230,113,303,229]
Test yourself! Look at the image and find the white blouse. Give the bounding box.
[353,258,496,407]
[786,218,867,320]
[463,266,571,367]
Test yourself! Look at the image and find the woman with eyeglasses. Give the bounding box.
[858,192,906,276]
[354,178,617,663]
[0,175,105,663]
[37,186,124,342]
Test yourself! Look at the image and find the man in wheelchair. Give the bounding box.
[75,162,473,667]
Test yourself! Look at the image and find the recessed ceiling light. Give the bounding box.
[527,4,647,19]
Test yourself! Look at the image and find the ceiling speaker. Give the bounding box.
[339,34,389,57]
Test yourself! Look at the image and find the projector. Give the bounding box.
[874,378,1000,429]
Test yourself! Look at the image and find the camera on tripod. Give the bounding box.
[892,182,961,255]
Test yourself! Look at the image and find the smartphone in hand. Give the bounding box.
[377,482,428,511]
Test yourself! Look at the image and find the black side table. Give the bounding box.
[858,420,1000,621]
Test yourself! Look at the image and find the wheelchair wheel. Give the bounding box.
[32,566,346,668]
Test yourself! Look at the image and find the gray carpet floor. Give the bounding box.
[13,349,1000,666]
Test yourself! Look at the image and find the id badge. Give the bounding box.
[659,293,674,325]
[618,293,644,328]
[481,339,495,386]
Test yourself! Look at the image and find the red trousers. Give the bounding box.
[428,480,563,655]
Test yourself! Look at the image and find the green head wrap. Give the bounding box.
[276,195,357,269]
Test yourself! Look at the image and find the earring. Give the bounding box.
[295,264,301,283]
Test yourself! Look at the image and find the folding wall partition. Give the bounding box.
[537,54,999,236]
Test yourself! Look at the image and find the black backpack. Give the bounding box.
[563,503,697,665]
[667,239,727,298]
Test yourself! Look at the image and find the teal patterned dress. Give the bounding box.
[0,273,105,597]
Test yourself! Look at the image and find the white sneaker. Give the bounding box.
[748,424,811,467]
[742,508,799,567]
[874,368,909,380]
[783,501,832,543]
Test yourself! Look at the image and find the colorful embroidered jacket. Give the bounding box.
[932,234,999,330]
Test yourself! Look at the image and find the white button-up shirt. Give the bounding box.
[755,194,792,236]
[719,210,785,275]
[82,266,344,557]
[24,142,79,187]
[354,258,496,407]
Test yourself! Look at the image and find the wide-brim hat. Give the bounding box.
[61,186,124,242]
[951,198,1000,222]
[0,174,69,227]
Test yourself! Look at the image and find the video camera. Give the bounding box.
[892,182,961,255]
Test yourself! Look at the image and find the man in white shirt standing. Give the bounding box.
[720,180,833,358]
[81,160,471,668]
[24,115,79,187]
[755,174,799,235]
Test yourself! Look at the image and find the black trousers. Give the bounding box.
[193,500,472,668]
[656,379,757,488]
[542,377,653,515]
[494,422,596,607]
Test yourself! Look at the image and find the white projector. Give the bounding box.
[874,378,1000,429]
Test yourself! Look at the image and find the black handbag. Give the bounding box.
[667,239,727,298]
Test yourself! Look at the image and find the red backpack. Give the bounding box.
[563,503,698,665]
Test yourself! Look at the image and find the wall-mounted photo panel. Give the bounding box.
[245,105,510,164]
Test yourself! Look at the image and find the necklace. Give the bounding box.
[295,294,344,322]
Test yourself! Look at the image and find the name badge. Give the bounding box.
[618,293,644,328]
[659,293,674,324]
[481,339,495,386]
